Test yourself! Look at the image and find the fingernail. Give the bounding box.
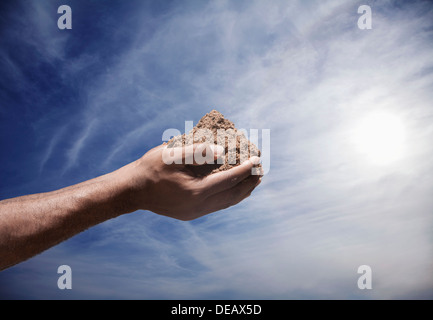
[250,156,260,165]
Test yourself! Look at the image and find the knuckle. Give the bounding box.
[182,182,203,198]
[230,176,239,184]
[189,185,203,198]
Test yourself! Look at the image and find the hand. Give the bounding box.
[123,143,262,221]
[0,142,262,270]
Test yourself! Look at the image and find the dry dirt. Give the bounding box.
[166,110,261,176]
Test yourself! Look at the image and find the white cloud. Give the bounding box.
[4,0,433,299]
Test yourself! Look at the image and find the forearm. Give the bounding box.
[0,143,260,271]
[0,162,140,270]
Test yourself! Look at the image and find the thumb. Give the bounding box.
[189,143,225,166]
[163,143,224,165]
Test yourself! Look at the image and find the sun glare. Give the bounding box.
[352,111,407,165]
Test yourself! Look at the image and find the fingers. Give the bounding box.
[203,175,262,213]
[162,143,224,165]
[188,144,225,166]
[201,156,260,195]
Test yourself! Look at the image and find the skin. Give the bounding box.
[0,143,261,271]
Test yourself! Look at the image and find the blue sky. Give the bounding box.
[1,0,433,299]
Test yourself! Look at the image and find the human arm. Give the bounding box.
[0,144,261,270]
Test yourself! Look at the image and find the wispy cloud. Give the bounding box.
[38,125,67,174]
[63,119,98,172]
[1,0,433,299]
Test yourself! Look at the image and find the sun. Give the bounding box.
[351,111,407,165]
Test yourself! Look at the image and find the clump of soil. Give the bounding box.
[167,110,261,176]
